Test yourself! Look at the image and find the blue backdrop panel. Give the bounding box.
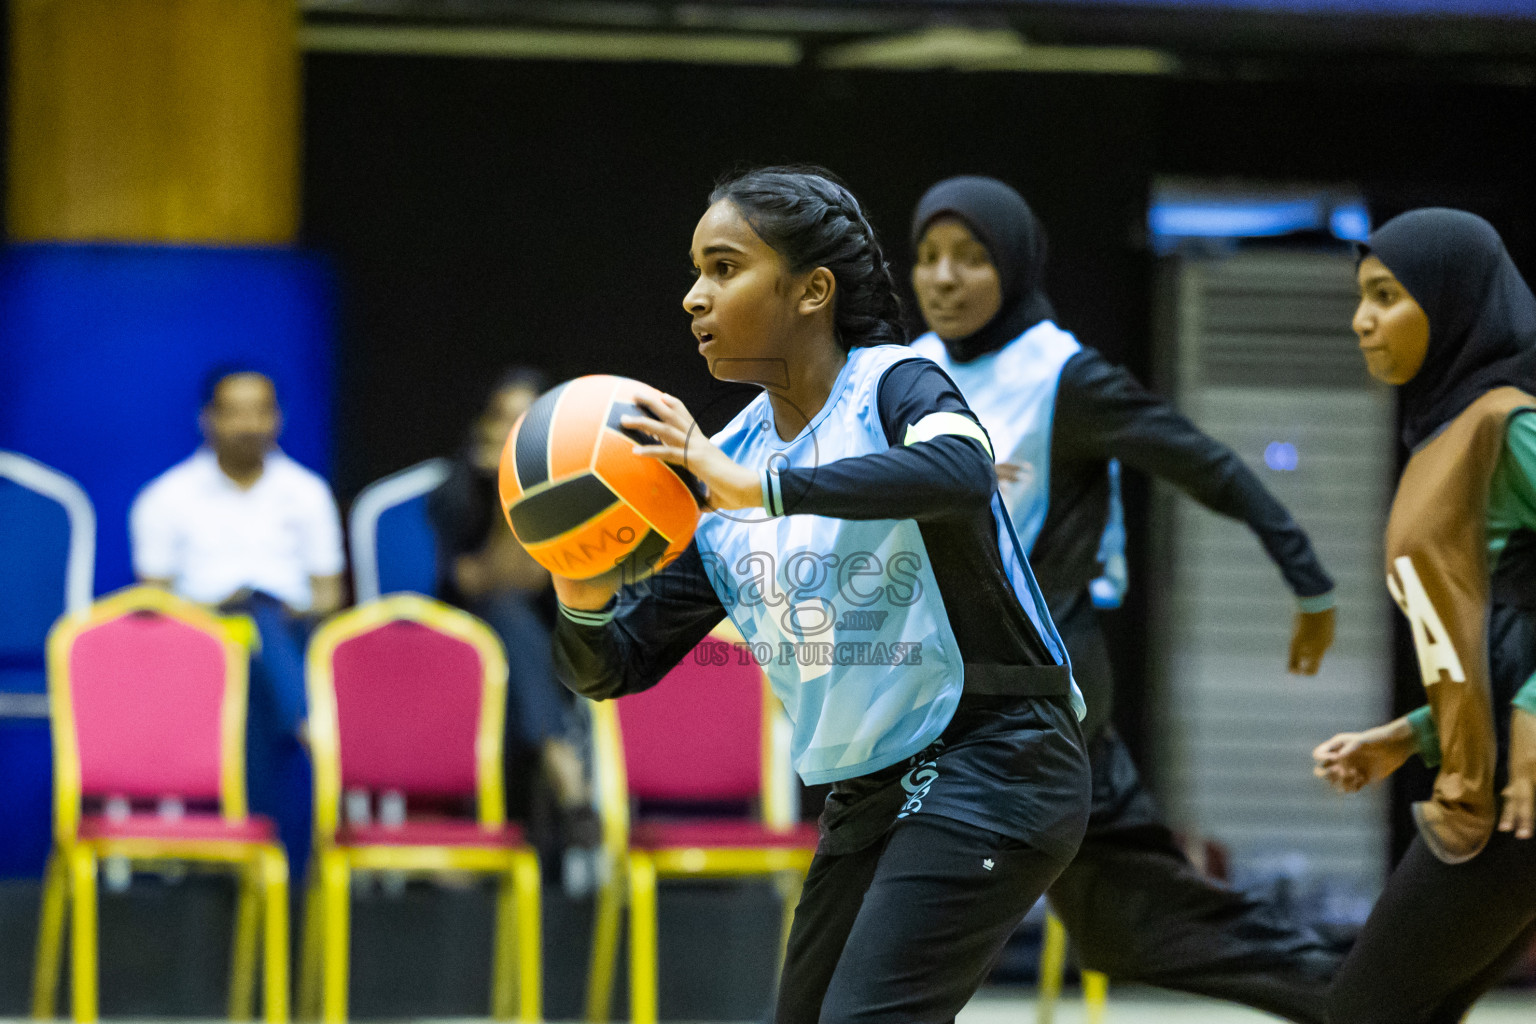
[0,244,335,877]
[0,244,336,595]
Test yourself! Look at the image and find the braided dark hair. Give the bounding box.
[710,166,906,350]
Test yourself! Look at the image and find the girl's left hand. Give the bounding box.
[1498,708,1536,840]
[622,393,760,511]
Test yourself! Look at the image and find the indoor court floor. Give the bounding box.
[958,985,1535,1023]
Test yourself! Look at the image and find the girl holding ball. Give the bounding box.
[551,167,1090,1024]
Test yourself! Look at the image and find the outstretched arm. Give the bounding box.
[1054,349,1335,673]
[1321,702,1536,842]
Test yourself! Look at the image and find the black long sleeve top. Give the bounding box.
[1030,348,1335,609]
[1030,347,1334,737]
[552,358,1064,704]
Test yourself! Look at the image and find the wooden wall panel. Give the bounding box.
[7,0,298,243]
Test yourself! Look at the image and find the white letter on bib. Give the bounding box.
[1386,556,1467,687]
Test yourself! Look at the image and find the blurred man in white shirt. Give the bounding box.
[131,369,344,870]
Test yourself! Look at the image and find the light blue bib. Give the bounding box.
[912,323,1128,609]
[693,345,1074,784]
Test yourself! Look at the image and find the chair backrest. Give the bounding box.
[615,637,767,805]
[588,630,798,863]
[306,594,507,840]
[48,587,246,842]
[0,452,95,707]
[349,459,452,603]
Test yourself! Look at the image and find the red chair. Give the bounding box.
[299,594,540,1024]
[585,626,818,1024]
[31,586,289,1024]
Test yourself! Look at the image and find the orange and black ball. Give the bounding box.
[498,375,705,584]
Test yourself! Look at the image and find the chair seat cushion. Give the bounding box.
[78,812,276,844]
[338,818,526,847]
[630,819,820,850]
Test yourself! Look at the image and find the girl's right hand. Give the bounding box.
[552,573,620,611]
[1288,607,1336,676]
[995,461,1034,487]
[1312,721,1414,794]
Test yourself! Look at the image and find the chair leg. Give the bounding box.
[494,850,541,1024]
[1036,911,1068,1024]
[627,853,658,1024]
[298,864,322,1022]
[583,865,625,1024]
[32,850,69,1020]
[1083,969,1109,1024]
[66,847,99,1024]
[491,870,517,1021]
[260,846,291,1024]
[318,849,350,1024]
[230,860,262,1021]
[516,851,543,1024]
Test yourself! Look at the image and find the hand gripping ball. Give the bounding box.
[498,375,706,584]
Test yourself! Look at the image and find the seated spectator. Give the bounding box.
[130,368,344,874]
[427,370,591,860]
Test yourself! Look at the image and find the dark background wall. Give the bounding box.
[301,55,1536,784]
[304,60,1160,495]
[304,58,1536,494]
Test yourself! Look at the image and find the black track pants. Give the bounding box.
[1327,831,1536,1024]
[775,815,1070,1024]
[1046,728,1343,1024]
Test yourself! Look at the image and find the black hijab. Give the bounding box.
[911,176,1056,363]
[1362,209,1536,450]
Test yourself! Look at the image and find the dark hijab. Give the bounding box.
[911,176,1056,363]
[1362,208,1536,449]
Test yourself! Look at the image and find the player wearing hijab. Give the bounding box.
[1313,209,1536,1024]
[552,167,1091,1024]
[909,176,1342,1024]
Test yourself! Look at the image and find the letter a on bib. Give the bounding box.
[1387,556,1468,687]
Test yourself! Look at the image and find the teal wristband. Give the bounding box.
[1296,592,1336,614]
[559,602,616,627]
[1406,705,1442,769]
[1512,671,1536,717]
